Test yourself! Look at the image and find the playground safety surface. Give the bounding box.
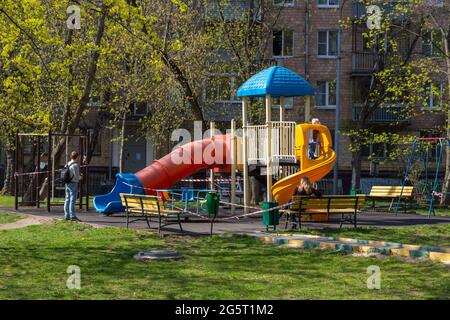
[2,207,450,236]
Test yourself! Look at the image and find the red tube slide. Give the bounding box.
[135,134,231,193]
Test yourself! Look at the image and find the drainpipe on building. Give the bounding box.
[304,0,310,79]
[304,0,311,123]
[333,3,344,195]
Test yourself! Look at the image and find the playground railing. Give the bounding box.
[156,189,215,215]
[247,121,296,163]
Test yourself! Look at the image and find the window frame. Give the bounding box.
[317,30,338,58]
[131,102,149,116]
[317,0,339,8]
[422,30,443,58]
[273,0,295,7]
[361,142,391,160]
[316,80,337,109]
[272,96,294,110]
[204,75,240,104]
[273,29,294,58]
[424,82,443,110]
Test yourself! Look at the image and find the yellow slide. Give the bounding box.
[271,123,336,205]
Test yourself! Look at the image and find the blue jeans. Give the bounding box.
[64,182,78,219]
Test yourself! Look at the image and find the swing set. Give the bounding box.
[14,131,90,212]
[397,137,449,217]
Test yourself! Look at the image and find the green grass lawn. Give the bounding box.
[0,196,14,208]
[0,222,448,299]
[0,212,23,225]
[0,195,96,209]
[275,224,450,247]
[363,200,450,217]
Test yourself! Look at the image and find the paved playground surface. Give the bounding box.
[2,206,450,236]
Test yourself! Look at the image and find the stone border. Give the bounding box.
[254,233,450,264]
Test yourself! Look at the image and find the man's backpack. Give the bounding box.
[61,163,74,184]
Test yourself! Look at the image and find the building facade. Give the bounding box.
[39,0,445,195]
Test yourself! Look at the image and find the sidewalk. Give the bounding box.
[2,206,450,236]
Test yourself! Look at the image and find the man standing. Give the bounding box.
[64,151,81,222]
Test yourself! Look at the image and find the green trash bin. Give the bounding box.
[205,192,220,217]
[262,201,279,231]
[350,188,362,196]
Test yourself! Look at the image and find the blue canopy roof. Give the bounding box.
[237,66,314,98]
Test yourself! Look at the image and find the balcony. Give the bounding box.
[352,1,409,19]
[352,103,409,123]
[205,0,261,22]
[352,51,377,74]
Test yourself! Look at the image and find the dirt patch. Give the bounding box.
[0,215,53,230]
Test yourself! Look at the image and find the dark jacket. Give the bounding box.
[293,187,322,197]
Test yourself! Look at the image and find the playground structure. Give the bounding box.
[14,132,90,212]
[397,137,450,216]
[94,66,337,217]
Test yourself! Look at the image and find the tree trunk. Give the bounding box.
[38,4,107,199]
[119,110,127,173]
[1,148,15,195]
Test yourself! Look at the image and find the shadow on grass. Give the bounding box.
[0,223,448,299]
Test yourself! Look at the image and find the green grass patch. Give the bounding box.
[363,200,450,217]
[0,196,14,208]
[275,224,450,247]
[414,207,450,217]
[0,222,448,299]
[0,212,23,225]
[0,195,96,210]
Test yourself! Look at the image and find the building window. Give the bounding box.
[205,76,239,103]
[318,30,338,57]
[316,80,336,108]
[274,0,295,6]
[273,29,294,57]
[361,142,393,160]
[422,31,443,57]
[130,102,149,116]
[424,82,443,110]
[272,97,294,109]
[318,0,339,8]
[426,0,444,7]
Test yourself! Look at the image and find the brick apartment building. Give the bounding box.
[203,0,446,193]
[3,1,444,195]
[269,0,445,192]
[78,0,447,195]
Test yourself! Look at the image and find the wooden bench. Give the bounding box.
[368,186,414,212]
[120,193,184,234]
[283,196,366,229]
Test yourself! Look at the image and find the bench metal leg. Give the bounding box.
[388,198,394,211]
[339,213,344,228]
[158,214,162,235]
[354,213,357,228]
[126,210,129,229]
[177,215,183,232]
[145,215,151,229]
